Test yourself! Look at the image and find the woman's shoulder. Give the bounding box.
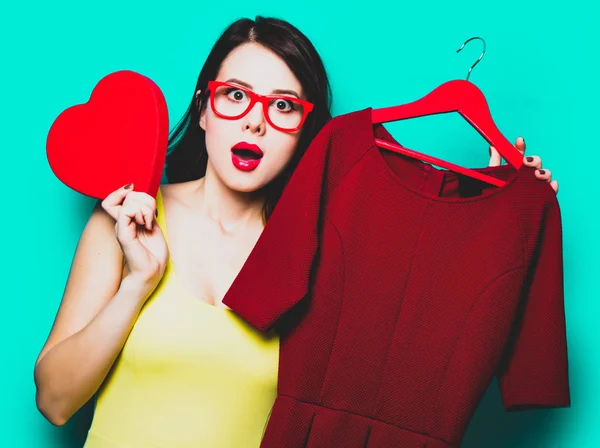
[158,179,201,207]
[159,181,186,199]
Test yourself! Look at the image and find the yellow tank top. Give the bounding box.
[83,187,279,448]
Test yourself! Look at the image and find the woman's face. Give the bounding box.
[199,42,307,193]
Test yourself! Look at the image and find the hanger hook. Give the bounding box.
[456,37,486,81]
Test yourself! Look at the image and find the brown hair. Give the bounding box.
[165,16,333,224]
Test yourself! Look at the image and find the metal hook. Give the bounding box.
[456,37,486,81]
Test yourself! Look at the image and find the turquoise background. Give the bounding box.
[3,0,597,446]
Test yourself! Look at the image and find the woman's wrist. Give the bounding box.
[119,274,158,304]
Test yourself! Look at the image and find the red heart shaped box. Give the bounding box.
[46,70,169,200]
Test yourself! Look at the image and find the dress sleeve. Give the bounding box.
[222,122,334,332]
[496,198,571,411]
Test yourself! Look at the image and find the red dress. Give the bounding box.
[223,108,570,448]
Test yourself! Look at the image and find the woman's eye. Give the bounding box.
[228,89,246,101]
[274,99,293,111]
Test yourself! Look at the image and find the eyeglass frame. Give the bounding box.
[206,80,314,132]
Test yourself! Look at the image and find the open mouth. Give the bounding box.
[231,142,264,171]
[231,148,263,161]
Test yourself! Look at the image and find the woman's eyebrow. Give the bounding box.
[225,78,300,98]
[272,88,300,98]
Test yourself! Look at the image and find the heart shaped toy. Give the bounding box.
[46,70,169,200]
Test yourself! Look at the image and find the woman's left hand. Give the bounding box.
[488,136,559,194]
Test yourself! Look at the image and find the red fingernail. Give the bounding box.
[526,156,533,162]
[124,183,133,190]
[539,169,546,175]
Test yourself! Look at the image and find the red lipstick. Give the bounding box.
[231,142,264,171]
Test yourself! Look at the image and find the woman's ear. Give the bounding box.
[196,89,206,131]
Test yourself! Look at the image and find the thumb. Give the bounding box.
[101,183,134,220]
[488,146,502,167]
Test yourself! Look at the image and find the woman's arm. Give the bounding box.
[33,201,153,426]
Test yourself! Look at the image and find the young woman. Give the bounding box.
[34,16,559,448]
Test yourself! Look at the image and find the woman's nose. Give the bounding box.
[243,103,266,134]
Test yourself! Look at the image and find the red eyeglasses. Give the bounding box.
[206,80,314,132]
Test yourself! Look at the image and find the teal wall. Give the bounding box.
[3,1,597,446]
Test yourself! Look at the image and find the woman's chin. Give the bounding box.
[225,176,269,195]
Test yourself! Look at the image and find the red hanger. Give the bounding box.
[371,37,523,188]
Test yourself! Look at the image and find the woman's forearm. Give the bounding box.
[34,275,152,426]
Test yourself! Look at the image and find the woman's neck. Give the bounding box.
[194,168,266,234]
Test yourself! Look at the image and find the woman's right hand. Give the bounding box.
[101,183,169,294]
